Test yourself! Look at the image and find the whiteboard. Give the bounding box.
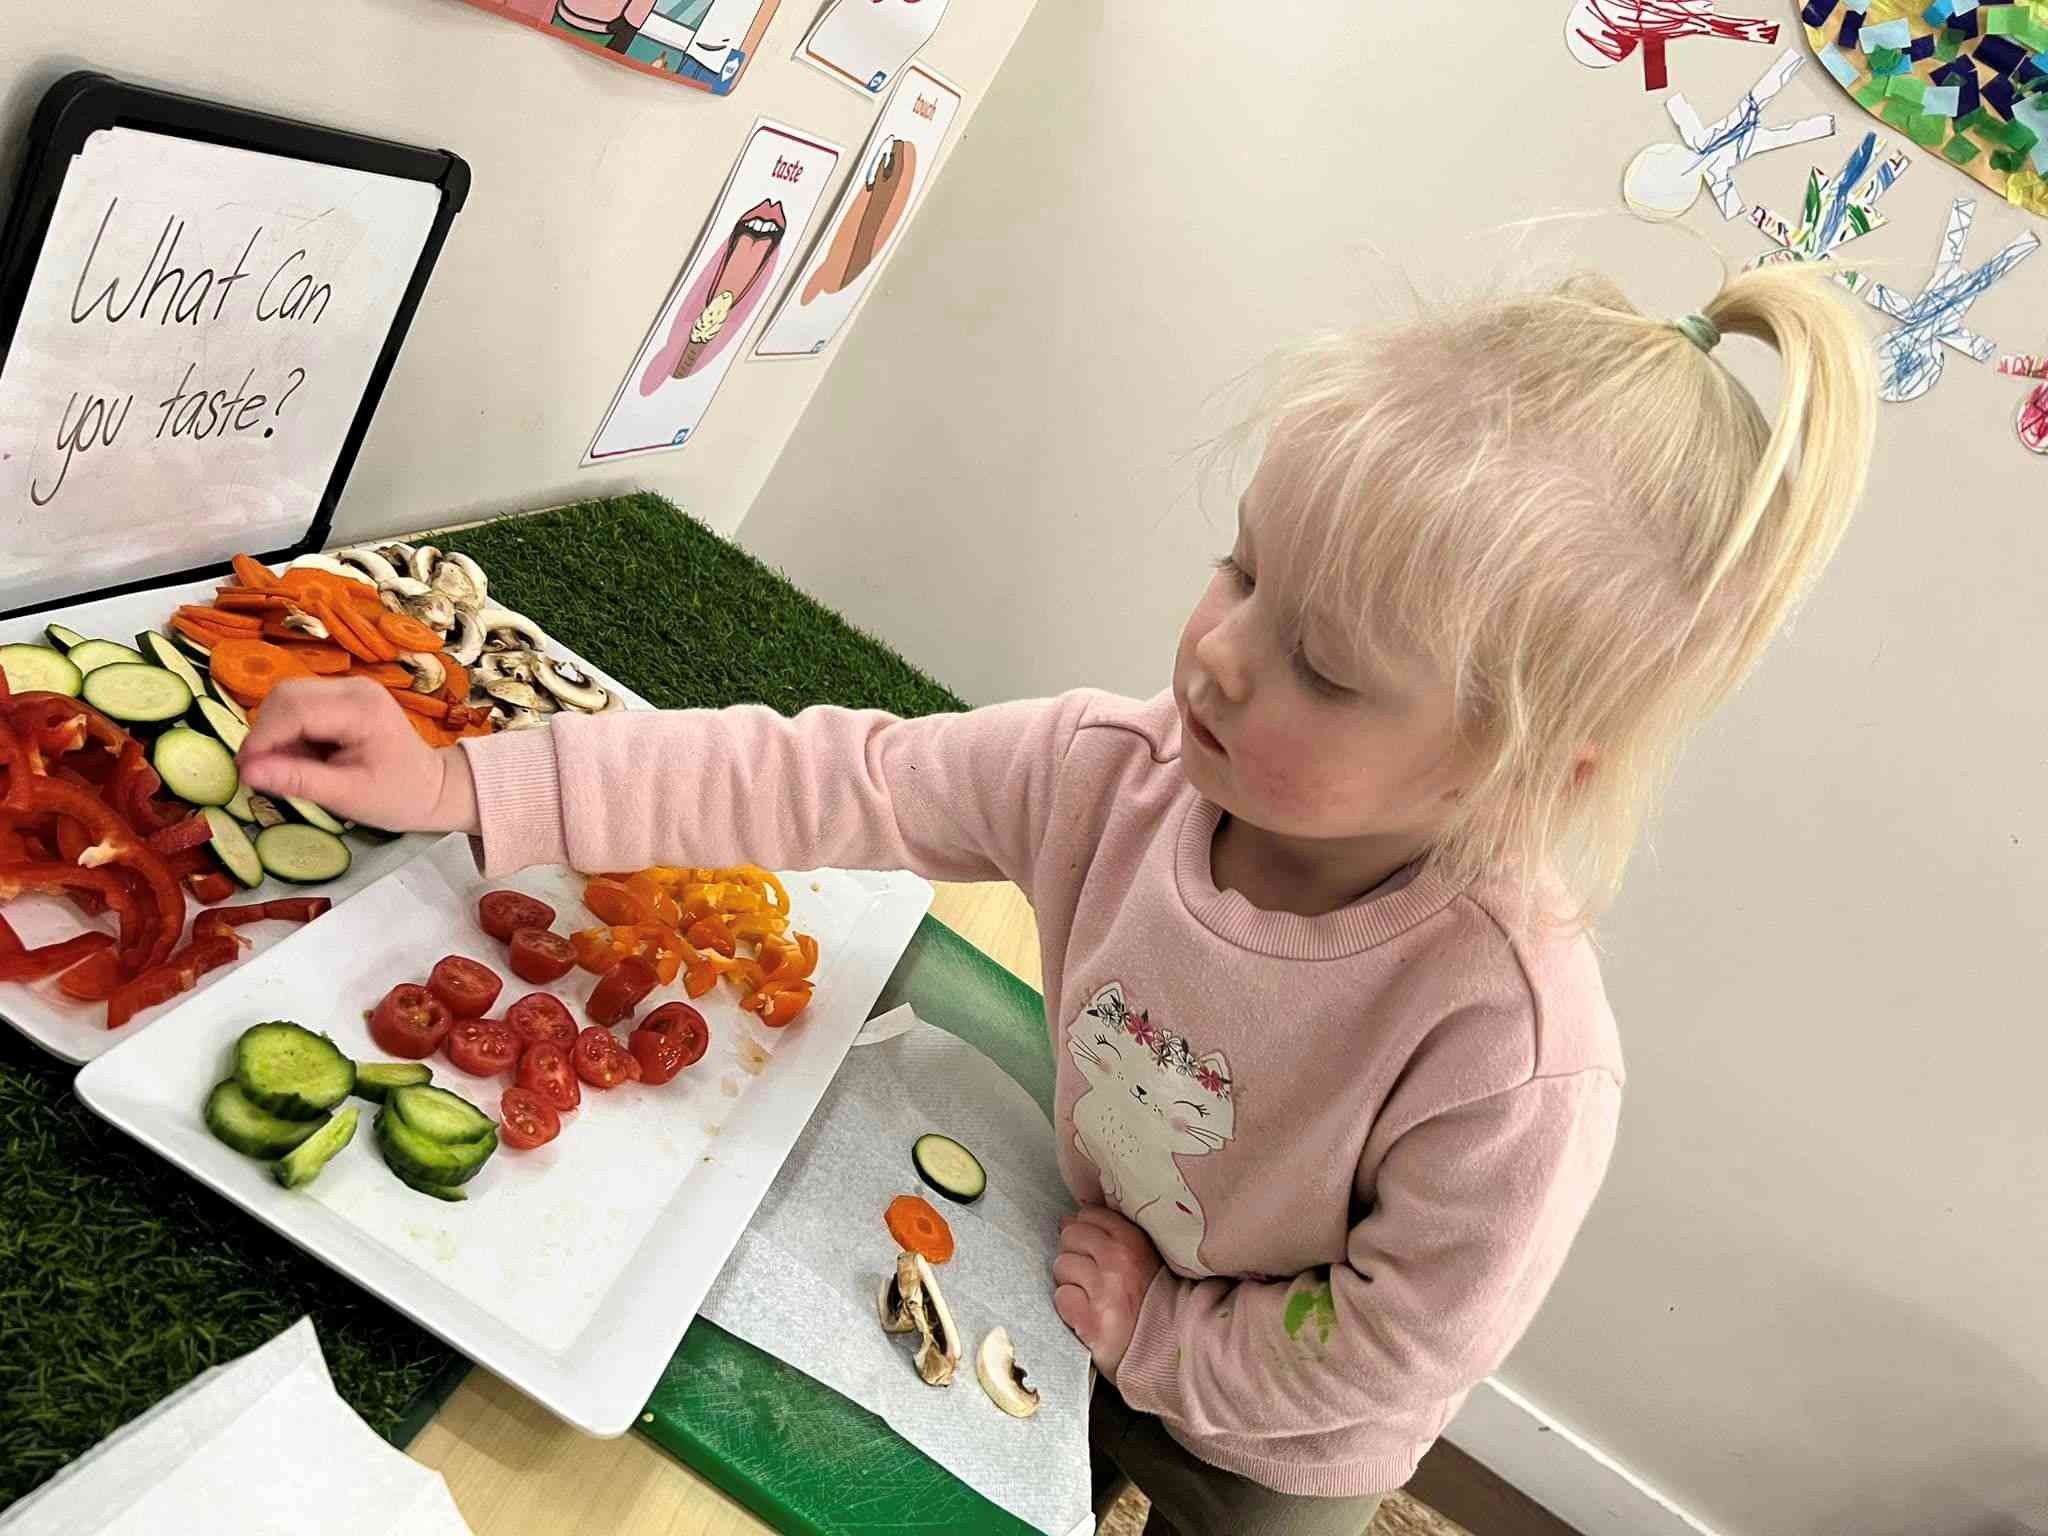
[0,127,442,612]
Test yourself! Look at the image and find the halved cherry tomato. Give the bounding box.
[585,953,657,1026]
[505,991,578,1051]
[571,926,623,975]
[444,1016,520,1077]
[370,983,452,1059]
[428,955,503,1019]
[745,980,815,1029]
[582,877,652,927]
[517,1040,581,1112]
[572,1024,638,1089]
[479,889,557,943]
[631,1003,709,1084]
[499,1086,561,1150]
[508,927,575,984]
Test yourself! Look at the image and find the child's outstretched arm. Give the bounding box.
[1112,1065,1620,1485]
[240,678,1093,893]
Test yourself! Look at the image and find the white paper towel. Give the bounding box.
[0,1318,469,1536]
[699,1007,1094,1536]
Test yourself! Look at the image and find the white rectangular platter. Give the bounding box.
[75,834,934,1436]
[0,572,647,1063]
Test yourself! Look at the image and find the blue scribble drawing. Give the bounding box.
[1747,132,1908,292]
[1624,49,1834,220]
[1864,198,2039,404]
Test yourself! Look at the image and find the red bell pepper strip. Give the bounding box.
[150,814,213,856]
[0,914,19,955]
[57,950,123,1001]
[1,777,181,966]
[186,871,238,905]
[0,928,116,983]
[104,898,330,1029]
[0,861,142,962]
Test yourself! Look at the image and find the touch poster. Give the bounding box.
[754,65,962,360]
[587,120,841,462]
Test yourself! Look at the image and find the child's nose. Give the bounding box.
[1195,618,1252,702]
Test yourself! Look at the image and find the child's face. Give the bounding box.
[1173,461,1471,846]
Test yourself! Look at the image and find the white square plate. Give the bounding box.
[0,574,647,1063]
[75,835,933,1435]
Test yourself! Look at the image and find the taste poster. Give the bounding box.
[754,65,961,361]
[587,120,841,462]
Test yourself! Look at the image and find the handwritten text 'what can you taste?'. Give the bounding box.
[29,198,335,507]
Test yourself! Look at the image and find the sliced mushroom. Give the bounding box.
[401,590,457,632]
[398,651,448,695]
[887,1252,961,1387]
[477,606,549,653]
[481,677,555,715]
[975,1328,1041,1419]
[279,611,331,642]
[408,544,443,584]
[599,689,626,713]
[376,543,418,573]
[446,609,485,667]
[333,546,405,588]
[429,551,488,613]
[493,704,549,731]
[536,657,608,713]
[287,553,376,587]
[475,649,540,686]
[878,1272,918,1334]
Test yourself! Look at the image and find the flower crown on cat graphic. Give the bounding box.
[1081,982,1233,1100]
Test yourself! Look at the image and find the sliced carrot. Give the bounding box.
[212,589,297,613]
[406,713,458,748]
[304,597,378,662]
[173,615,244,650]
[885,1194,954,1264]
[279,567,385,611]
[271,643,352,676]
[438,659,470,705]
[320,595,399,661]
[376,609,444,653]
[353,661,414,689]
[233,553,282,590]
[178,604,262,633]
[390,689,451,719]
[209,637,314,701]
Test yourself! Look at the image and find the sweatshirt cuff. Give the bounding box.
[1113,1267,1188,1422]
[458,725,570,877]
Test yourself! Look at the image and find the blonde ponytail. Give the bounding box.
[1244,260,1877,923]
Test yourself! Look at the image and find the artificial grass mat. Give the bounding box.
[0,492,963,1511]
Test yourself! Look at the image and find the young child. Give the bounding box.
[240,262,1874,1536]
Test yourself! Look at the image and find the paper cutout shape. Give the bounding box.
[1800,0,2048,218]
[1863,196,2038,403]
[451,0,780,96]
[1565,0,1779,91]
[1995,351,2048,452]
[1623,50,1836,220]
[1746,130,1909,289]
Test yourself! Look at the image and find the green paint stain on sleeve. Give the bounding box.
[1282,1282,1337,1348]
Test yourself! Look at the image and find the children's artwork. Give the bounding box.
[1863,196,2038,402]
[754,65,962,360]
[1746,130,1909,288]
[1564,0,1779,91]
[1995,350,2048,451]
[1623,49,1836,219]
[1799,0,2048,218]
[587,120,842,463]
[452,0,780,95]
[796,0,951,96]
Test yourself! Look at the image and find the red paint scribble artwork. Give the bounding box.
[1564,0,1779,91]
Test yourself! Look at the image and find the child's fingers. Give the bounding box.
[1059,1222,1117,1265]
[236,750,364,812]
[238,676,383,758]
[1053,1282,1096,1341]
[1071,1205,1139,1240]
[1052,1251,1101,1293]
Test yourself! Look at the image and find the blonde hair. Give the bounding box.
[1247,261,1876,923]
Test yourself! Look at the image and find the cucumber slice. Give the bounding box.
[44,622,88,652]
[204,1079,323,1158]
[152,726,237,807]
[67,639,146,674]
[0,643,82,698]
[202,807,264,888]
[375,1107,495,1187]
[191,696,250,749]
[912,1133,987,1204]
[273,1105,358,1189]
[353,1061,434,1104]
[136,632,208,700]
[395,1169,467,1202]
[254,823,350,884]
[81,663,193,726]
[280,797,348,836]
[170,628,213,664]
[205,677,248,723]
[222,782,259,825]
[234,1021,356,1120]
[391,1084,495,1144]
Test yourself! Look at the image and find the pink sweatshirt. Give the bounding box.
[462,690,1624,1497]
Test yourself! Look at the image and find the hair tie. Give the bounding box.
[1674,313,1721,354]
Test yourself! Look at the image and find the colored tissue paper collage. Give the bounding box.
[1572,0,2048,447]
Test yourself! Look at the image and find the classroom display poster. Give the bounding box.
[755,65,962,360]
[797,0,950,95]
[0,128,442,614]
[587,120,841,463]
[454,0,780,95]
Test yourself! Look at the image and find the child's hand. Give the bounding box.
[237,677,481,836]
[1053,1205,1164,1379]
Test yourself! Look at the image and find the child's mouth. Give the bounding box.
[1186,711,1226,757]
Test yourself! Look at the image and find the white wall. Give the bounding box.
[741,5,2048,1534]
[0,0,1038,548]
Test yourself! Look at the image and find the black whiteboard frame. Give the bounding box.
[0,71,470,620]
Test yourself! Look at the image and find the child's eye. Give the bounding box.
[1292,644,1349,698]
[1213,554,1253,593]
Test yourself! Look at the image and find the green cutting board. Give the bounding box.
[636,914,1061,1535]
